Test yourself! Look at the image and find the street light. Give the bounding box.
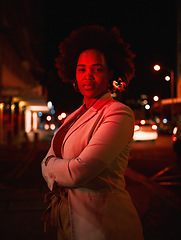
[46,115,52,121]
[145,104,150,110]
[165,76,170,82]
[154,64,161,71]
[153,64,175,122]
[153,95,159,102]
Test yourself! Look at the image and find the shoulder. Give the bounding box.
[104,100,134,119]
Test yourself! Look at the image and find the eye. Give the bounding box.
[94,67,103,73]
[77,68,85,73]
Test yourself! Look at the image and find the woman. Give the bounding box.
[42,26,144,240]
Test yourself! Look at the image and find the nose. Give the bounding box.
[84,68,94,80]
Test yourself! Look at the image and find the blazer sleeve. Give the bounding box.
[42,103,134,189]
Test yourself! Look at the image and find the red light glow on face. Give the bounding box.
[76,49,111,100]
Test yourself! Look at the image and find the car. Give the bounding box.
[133,120,158,141]
[172,125,181,160]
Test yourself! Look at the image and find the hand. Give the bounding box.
[45,155,55,166]
[41,155,55,191]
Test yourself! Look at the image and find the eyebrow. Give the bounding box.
[77,64,104,67]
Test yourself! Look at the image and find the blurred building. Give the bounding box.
[0,0,49,144]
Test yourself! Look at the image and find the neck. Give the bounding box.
[84,91,109,108]
[84,97,98,109]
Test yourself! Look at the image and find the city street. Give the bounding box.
[129,135,181,197]
[130,135,178,176]
[0,131,181,239]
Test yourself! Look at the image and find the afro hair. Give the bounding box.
[55,25,135,91]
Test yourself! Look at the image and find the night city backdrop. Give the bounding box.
[0,1,181,239]
[43,1,177,111]
[0,0,179,139]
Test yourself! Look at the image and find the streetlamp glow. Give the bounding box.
[153,64,175,122]
[47,101,53,109]
[61,112,67,119]
[46,115,52,121]
[145,104,150,110]
[165,76,170,81]
[154,64,161,71]
[153,96,159,102]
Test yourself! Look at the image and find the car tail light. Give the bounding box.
[134,125,140,131]
[140,119,146,125]
[50,123,56,130]
[44,123,49,130]
[172,136,177,142]
[151,124,157,131]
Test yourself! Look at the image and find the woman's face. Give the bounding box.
[76,49,112,100]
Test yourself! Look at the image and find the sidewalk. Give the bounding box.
[0,130,181,240]
[0,130,55,240]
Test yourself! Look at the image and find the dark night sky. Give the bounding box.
[43,1,177,111]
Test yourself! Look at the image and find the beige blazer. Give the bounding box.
[42,92,144,240]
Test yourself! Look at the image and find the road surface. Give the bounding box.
[129,134,181,197]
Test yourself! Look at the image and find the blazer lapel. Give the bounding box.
[51,105,84,145]
[62,92,113,148]
[62,107,97,146]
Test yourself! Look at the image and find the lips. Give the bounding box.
[82,82,95,89]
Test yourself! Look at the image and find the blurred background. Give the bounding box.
[0,1,181,239]
[0,0,180,139]
[0,0,181,142]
